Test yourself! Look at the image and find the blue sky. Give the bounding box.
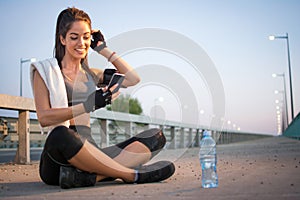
[0,0,299,135]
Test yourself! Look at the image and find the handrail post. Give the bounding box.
[125,122,133,138]
[180,127,185,148]
[100,119,108,148]
[195,129,200,147]
[169,126,176,149]
[188,128,193,147]
[15,110,30,164]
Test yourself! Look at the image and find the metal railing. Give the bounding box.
[0,94,270,164]
[90,110,270,149]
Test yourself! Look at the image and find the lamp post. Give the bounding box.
[274,90,288,131]
[269,33,294,120]
[20,58,36,96]
[275,99,285,134]
[272,73,289,126]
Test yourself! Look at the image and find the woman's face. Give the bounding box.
[60,20,91,60]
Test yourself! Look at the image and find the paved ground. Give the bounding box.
[0,136,300,200]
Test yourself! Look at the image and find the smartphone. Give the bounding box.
[103,68,117,85]
[107,73,125,94]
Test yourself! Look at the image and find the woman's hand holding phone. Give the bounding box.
[103,84,120,102]
[107,73,125,94]
[102,73,124,104]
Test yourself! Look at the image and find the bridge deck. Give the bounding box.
[0,136,300,200]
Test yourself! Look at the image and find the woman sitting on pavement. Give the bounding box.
[30,7,175,189]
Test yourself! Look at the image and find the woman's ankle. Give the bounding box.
[123,171,137,183]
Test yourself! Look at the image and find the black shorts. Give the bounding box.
[39,125,166,185]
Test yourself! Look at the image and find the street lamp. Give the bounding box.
[275,99,285,134]
[272,73,289,125]
[269,33,294,120]
[274,90,288,131]
[20,57,36,96]
[275,104,285,133]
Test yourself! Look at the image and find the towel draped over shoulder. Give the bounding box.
[30,58,70,134]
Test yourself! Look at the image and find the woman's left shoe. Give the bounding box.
[134,160,175,184]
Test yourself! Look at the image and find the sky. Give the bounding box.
[0,0,299,135]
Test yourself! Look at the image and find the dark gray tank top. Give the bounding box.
[64,70,95,106]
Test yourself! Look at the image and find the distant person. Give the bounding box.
[30,7,175,189]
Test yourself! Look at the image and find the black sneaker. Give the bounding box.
[59,166,97,189]
[135,161,175,184]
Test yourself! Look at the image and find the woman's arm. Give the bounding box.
[99,47,140,87]
[33,70,86,127]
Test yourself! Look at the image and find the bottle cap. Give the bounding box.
[203,130,212,137]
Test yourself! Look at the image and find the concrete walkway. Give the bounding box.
[1,136,300,200]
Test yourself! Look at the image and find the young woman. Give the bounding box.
[30,7,175,189]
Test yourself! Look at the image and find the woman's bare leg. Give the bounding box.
[113,141,151,168]
[68,140,135,182]
[103,128,165,168]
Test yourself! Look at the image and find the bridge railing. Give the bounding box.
[0,94,35,164]
[90,110,270,149]
[0,94,270,164]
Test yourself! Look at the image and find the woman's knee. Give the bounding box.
[104,128,166,159]
[45,126,83,160]
[150,128,166,148]
[134,128,166,156]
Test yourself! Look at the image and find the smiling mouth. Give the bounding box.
[75,48,86,53]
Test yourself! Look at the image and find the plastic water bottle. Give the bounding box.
[199,130,218,188]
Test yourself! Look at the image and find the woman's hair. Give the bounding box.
[54,7,99,85]
[54,7,91,67]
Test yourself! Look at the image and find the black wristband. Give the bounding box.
[93,41,107,52]
[83,89,112,113]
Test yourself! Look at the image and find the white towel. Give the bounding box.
[30,58,70,134]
